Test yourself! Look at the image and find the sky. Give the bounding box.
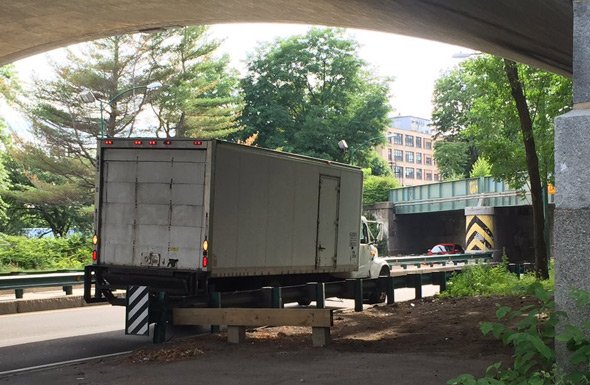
[5,23,472,134]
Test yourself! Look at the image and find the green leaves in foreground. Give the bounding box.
[448,284,590,385]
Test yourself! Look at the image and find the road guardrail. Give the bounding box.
[0,271,84,298]
[384,252,493,269]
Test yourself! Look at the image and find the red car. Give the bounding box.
[427,243,465,255]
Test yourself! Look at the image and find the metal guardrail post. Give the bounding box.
[63,285,73,295]
[208,291,222,333]
[412,274,423,299]
[152,291,168,344]
[271,287,283,308]
[315,282,325,309]
[386,277,395,305]
[435,272,448,292]
[15,289,23,299]
[353,279,363,312]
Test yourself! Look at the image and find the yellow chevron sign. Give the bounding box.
[465,214,494,251]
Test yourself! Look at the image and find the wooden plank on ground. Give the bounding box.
[173,308,333,327]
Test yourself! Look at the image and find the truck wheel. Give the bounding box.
[367,266,390,304]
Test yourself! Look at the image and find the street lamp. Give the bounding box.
[80,81,162,138]
[337,136,385,165]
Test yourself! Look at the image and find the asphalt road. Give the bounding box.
[0,306,155,373]
[0,285,439,375]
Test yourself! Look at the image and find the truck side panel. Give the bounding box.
[209,143,361,277]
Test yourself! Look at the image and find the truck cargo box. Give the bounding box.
[95,139,363,279]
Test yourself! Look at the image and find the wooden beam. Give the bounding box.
[173,308,333,327]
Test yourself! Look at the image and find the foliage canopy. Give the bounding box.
[238,28,391,165]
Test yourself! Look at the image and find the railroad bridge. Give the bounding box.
[365,177,554,262]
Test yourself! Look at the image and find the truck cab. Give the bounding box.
[334,216,390,280]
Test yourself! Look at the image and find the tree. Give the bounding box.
[148,26,241,138]
[238,28,391,164]
[29,34,157,172]
[469,156,492,178]
[0,65,20,225]
[433,140,470,179]
[363,170,400,206]
[14,29,240,235]
[2,141,93,236]
[432,55,572,278]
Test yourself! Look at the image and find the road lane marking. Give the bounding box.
[0,351,133,377]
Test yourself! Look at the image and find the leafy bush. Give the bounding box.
[448,285,590,385]
[363,173,400,205]
[440,262,553,298]
[0,234,92,271]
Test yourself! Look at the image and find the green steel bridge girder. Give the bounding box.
[389,177,555,214]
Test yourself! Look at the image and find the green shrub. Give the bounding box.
[0,234,92,272]
[448,285,590,385]
[440,262,553,298]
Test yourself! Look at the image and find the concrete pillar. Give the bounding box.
[363,201,395,255]
[464,207,494,251]
[554,0,590,368]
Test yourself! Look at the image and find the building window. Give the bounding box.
[394,149,403,161]
[425,172,433,181]
[416,152,422,164]
[405,135,414,147]
[387,148,393,161]
[393,133,403,145]
[415,137,422,148]
[424,140,432,150]
[405,167,415,179]
[425,156,432,165]
[416,168,423,180]
[405,151,414,163]
[394,166,403,179]
[434,173,440,181]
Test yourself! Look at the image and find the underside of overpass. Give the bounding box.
[0,1,572,75]
[365,203,553,263]
[1,0,588,369]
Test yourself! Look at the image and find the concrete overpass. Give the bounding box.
[0,1,572,75]
[0,0,588,368]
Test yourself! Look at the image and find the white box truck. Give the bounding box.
[84,139,390,308]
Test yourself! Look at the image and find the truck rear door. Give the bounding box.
[99,146,207,270]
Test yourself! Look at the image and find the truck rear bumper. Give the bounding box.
[84,265,206,305]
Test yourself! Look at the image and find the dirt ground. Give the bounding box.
[131,295,534,362]
[5,295,537,385]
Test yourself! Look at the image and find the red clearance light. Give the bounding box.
[148,140,157,145]
[92,250,97,261]
[202,256,208,268]
[193,140,203,146]
[163,140,172,145]
[104,140,113,145]
[134,140,143,145]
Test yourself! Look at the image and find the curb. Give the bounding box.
[0,295,105,315]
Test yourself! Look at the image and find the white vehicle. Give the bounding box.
[85,139,389,307]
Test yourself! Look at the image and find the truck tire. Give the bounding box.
[366,266,390,304]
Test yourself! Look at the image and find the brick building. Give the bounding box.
[377,116,440,186]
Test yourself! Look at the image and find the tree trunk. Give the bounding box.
[503,59,549,279]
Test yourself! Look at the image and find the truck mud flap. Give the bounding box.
[125,286,150,335]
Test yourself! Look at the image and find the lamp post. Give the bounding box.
[337,136,386,165]
[80,82,162,138]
